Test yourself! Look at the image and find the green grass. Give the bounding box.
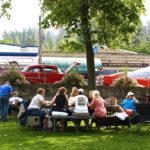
[0,117,150,150]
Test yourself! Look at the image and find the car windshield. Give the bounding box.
[57,67,63,74]
[21,66,30,72]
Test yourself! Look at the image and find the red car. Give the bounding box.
[21,62,80,84]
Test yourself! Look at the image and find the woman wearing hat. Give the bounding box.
[121,92,139,116]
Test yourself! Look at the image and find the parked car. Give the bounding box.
[21,62,80,84]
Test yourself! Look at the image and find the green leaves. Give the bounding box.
[41,0,145,90]
[0,0,11,19]
[41,0,145,48]
[53,72,85,87]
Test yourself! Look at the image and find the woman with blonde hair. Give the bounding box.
[89,90,107,118]
[68,87,78,106]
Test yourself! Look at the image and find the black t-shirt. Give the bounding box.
[53,94,68,112]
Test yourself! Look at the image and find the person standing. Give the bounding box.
[0,81,13,122]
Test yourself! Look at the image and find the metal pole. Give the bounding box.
[38,0,42,64]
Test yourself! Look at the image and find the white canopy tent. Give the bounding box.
[128,66,150,78]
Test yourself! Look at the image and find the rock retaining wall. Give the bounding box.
[14,85,150,103]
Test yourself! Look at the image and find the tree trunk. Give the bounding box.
[80,0,96,90]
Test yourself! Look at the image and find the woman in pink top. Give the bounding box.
[89,90,107,117]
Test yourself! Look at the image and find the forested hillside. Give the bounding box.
[0,21,150,54]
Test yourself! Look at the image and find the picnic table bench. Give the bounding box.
[50,115,131,131]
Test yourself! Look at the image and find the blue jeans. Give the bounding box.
[0,96,9,121]
[27,109,46,120]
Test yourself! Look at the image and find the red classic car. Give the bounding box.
[21,62,79,84]
[21,64,64,84]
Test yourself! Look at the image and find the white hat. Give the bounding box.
[127,92,134,97]
[78,88,84,94]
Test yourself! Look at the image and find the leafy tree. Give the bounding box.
[41,0,145,90]
[59,33,85,52]
[0,0,11,18]
[123,21,150,54]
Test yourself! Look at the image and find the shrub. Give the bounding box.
[0,68,29,86]
[53,73,85,87]
[112,75,138,88]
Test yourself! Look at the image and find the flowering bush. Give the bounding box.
[0,69,29,86]
[112,75,138,88]
[54,73,85,87]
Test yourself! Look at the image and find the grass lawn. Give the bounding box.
[0,117,150,150]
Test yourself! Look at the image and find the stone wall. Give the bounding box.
[14,84,150,103]
[97,86,150,103]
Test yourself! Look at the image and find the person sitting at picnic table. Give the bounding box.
[8,91,23,115]
[89,90,107,118]
[121,91,139,116]
[106,97,125,114]
[88,90,107,128]
[87,90,94,115]
[68,87,79,113]
[68,87,78,106]
[27,88,51,131]
[50,87,69,131]
[71,88,89,132]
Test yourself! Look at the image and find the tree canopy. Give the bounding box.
[41,0,145,90]
[0,0,146,89]
[0,0,11,18]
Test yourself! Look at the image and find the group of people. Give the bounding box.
[25,86,139,132]
[0,81,139,132]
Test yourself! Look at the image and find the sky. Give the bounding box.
[0,0,150,37]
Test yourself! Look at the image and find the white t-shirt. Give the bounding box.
[9,96,23,104]
[72,95,89,113]
[68,96,75,106]
[28,94,44,109]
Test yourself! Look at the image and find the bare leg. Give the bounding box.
[84,119,89,130]
[60,119,65,132]
[43,119,47,129]
[73,119,81,132]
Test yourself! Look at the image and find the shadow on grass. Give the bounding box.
[0,117,150,150]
